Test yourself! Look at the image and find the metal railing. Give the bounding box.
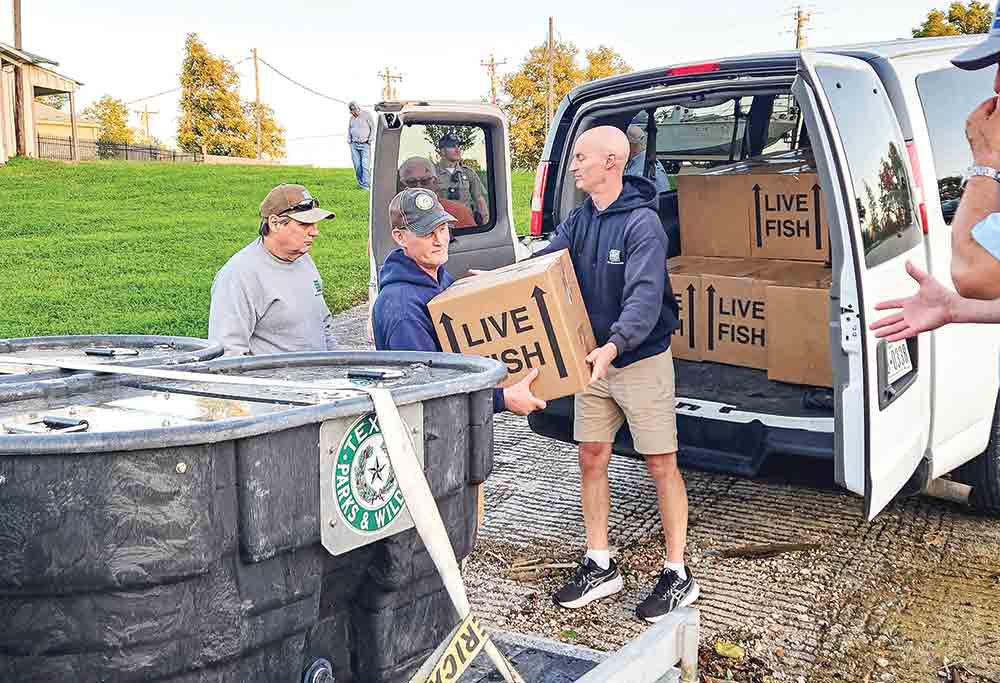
[37,137,203,163]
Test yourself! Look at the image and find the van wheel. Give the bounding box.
[954,394,1000,515]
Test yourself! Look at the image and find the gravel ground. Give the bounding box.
[335,304,1000,683]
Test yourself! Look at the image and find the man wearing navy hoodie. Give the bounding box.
[539,126,698,622]
[372,188,545,416]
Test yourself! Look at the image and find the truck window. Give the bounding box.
[816,65,919,268]
[916,67,995,225]
[397,124,494,234]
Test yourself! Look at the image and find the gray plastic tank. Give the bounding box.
[0,335,223,398]
[0,351,503,683]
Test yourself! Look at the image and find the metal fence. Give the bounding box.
[37,137,203,163]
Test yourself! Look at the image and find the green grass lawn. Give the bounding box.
[0,158,534,339]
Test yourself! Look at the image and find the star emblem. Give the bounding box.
[369,457,387,484]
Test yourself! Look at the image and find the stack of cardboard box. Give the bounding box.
[671,153,833,387]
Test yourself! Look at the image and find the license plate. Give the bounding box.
[886,340,913,384]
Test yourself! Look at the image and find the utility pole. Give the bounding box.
[252,48,262,159]
[133,105,159,144]
[13,0,20,47]
[12,0,24,155]
[378,67,403,101]
[481,53,507,105]
[546,16,555,133]
[793,5,813,49]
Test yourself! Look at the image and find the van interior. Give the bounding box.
[537,77,845,473]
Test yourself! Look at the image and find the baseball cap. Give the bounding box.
[438,134,460,148]
[389,189,456,236]
[952,1,1000,70]
[260,184,335,224]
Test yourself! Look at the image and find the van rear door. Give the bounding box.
[370,102,519,283]
[792,53,931,518]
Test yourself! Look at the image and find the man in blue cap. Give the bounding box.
[372,188,545,415]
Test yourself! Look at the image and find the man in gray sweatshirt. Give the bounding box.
[208,184,338,356]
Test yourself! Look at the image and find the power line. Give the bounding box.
[125,56,251,105]
[257,55,357,107]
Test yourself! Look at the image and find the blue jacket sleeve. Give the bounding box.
[385,319,439,352]
[493,388,506,413]
[608,210,668,354]
[532,212,574,258]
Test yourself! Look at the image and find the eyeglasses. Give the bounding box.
[401,175,435,188]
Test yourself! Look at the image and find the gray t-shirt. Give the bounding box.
[208,239,337,356]
[348,110,374,144]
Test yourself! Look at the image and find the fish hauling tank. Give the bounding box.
[0,335,224,399]
[0,347,505,683]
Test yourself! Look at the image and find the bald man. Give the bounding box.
[536,126,695,622]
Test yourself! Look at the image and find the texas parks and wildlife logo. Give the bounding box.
[334,412,406,534]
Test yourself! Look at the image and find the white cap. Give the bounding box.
[952,1,1000,70]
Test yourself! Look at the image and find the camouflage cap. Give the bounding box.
[388,189,456,236]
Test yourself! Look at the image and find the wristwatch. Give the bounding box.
[962,165,1000,187]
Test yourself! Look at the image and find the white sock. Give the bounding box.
[664,560,687,580]
[585,548,611,570]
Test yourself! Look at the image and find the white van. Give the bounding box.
[368,36,1000,519]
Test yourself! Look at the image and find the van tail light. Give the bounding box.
[906,141,929,235]
[665,62,721,77]
[530,161,551,236]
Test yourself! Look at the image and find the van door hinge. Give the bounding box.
[840,305,862,354]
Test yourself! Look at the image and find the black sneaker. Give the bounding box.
[552,558,624,609]
[636,566,700,623]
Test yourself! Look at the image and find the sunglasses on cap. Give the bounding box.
[280,198,320,215]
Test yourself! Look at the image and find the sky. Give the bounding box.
[1,0,948,167]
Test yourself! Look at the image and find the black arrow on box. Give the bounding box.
[812,184,822,251]
[686,283,696,350]
[438,313,460,353]
[753,184,763,248]
[706,285,716,352]
[531,286,568,379]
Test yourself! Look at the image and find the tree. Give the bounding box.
[243,101,287,159]
[913,1,991,37]
[501,41,631,169]
[178,33,254,157]
[37,94,68,111]
[81,95,134,144]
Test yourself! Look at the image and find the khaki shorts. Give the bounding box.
[574,349,678,455]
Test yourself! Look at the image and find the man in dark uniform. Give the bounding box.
[435,134,490,225]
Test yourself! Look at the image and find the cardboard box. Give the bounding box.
[427,249,597,401]
[766,268,834,388]
[676,174,753,258]
[668,256,708,361]
[676,163,829,262]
